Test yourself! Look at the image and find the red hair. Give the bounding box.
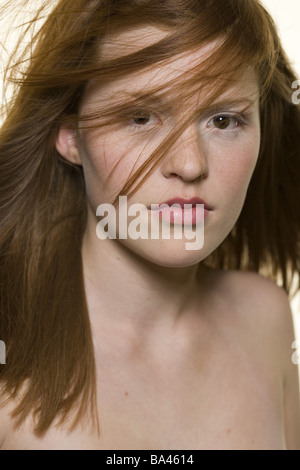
[0,0,299,435]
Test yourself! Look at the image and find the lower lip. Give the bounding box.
[149,205,209,225]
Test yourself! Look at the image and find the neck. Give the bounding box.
[82,217,210,358]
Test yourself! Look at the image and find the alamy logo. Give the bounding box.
[292,80,300,105]
[292,340,300,365]
[96,196,205,251]
[0,340,6,365]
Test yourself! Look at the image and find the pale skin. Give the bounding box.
[1,26,300,450]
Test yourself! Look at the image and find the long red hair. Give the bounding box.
[1,0,299,436]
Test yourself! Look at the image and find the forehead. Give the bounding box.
[100,25,223,88]
[84,25,259,107]
[101,25,170,60]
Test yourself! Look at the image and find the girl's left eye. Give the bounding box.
[208,115,242,131]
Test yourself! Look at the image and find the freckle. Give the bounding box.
[226,428,231,434]
[124,391,129,396]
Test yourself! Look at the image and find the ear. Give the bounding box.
[55,127,82,165]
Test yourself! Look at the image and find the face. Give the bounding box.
[56,26,261,268]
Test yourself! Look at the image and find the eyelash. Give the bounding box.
[206,114,247,134]
[126,110,161,130]
[125,110,247,134]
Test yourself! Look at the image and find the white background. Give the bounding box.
[260,0,300,76]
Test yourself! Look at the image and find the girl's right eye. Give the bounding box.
[131,114,152,126]
[127,111,162,129]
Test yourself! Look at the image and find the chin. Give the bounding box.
[118,238,212,268]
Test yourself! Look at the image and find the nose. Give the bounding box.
[161,122,208,182]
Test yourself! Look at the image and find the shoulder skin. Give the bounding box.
[225,270,300,450]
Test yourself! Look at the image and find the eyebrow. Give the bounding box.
[111,91,170,110]
[197,98,258,118]
[110,91,257,115]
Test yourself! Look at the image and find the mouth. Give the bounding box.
[148,197,212,225]
[154,197,212,211]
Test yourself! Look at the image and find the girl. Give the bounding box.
[0,0,300,450]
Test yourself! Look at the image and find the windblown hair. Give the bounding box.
[0,0,299,436]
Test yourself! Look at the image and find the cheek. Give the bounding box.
[212,135,260,205]
[206,136,260,243]
[78,131,140,206]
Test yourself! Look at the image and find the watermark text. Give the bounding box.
[96,196,205,251]
[292,80,300,105]
[0,340,6,365]
[292,340,300,365]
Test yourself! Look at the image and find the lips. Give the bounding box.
[148,197,212,225]
[154,197,211,211]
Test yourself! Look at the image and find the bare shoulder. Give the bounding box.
[0,387,11,449]
[224,269,290,307]
[210,268,300,449]
[212,268,295,333]
[204,267,297,381]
